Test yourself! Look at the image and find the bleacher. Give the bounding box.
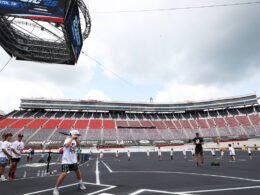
[0,95,259,147]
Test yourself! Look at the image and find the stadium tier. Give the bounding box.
[0,94,260,146]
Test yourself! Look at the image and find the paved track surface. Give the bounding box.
[1,151,260,195]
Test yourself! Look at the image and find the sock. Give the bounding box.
[78,179,82,184]
[12,172,14,176]
[8,172,12,176]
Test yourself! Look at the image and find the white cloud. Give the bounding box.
[0,76,64,113]
[155,83,233,103]
[83,90,110,101]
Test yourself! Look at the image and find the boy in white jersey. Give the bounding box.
[211,148,216,158]
[182,149,187,160]
[158,147,162,161]
[127,150,131,161]
[99,151,103,162]
[146,150,150,160]
[53,130,86,195]
[221,150,224,159]
[9,134,24,179]
[0,133,12,181]
[115,150,119,161]
[247,146,252,160]
[228,144,236,161]
[170,148,174,160]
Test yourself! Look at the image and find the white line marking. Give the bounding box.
[96,158,100,184]
[23,182,116,195]
[130,185,260,195]
[87,186,116,195]
[102,161,113,173]
[115,171,260,182]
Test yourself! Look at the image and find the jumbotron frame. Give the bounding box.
[0,0,91,65]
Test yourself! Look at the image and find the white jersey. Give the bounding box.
[147,151,150,156]
[0,141,2,157]
[0,141,12,158]
[170,150,173,156]
[191,150,195,155]
[211,149,216,156]
[12,141,24,158]
[183,150,186,155]
[248,148,252,154]
[116,151,119,157]
[127,151,131,157]
[158,149,161,156]
[100,153,103,158]
[62,137,77,164]
[229,147,235,156]
[221,151,224,156]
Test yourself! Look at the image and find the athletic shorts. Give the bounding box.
[61,163,78,173]
[195,148,203,155]
[0,157,8,165]
[11,158,21,163]
[249,153,252,156]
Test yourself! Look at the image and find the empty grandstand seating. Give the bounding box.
[236,116,251,126]
[180,120,192,129]
[1,104,260,144]
[164,121,176,129]
[132,129,149,140]
[43,119,62,129]
[146,129,162,140]
[27,119,48,129]
[196,119,209,129]
[75,120,89,129]
[0,118,18,128]
[103,129,117,141]
[152,121,167,129]
[9,119,33,129]
[225,117,239,127]
[59,120,75,129]
[89,119,102,129]
[86,129,101,140]
[249,114,260,125]
[128,121,141,127]
[189,120,198,129]
[214,118,226,128]
[103,120,116,129]
[118,129,134,140]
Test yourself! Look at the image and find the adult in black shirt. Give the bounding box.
[193,133,204,166]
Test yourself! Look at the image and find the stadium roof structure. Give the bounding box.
[20,93,258,112]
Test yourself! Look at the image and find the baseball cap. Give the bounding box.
[70,129,81,136]
[18,134,24,137]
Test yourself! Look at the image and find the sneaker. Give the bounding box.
[53,187,59,195]
[8,175,12,180]
[78,183,86,190]
[0,175,7,181]
[12,175,16,179]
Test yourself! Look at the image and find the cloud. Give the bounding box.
[0,76,64,113]
[155,83,232,103]
[88,0,260,87]
[83,90,110,101]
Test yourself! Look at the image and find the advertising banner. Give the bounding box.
[0,0,67,22]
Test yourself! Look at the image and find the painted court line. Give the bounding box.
[102,161,113,173]
[115,170,260,182]
[23,182,116,195]
[130,185,260,195]
[96,158,100,184]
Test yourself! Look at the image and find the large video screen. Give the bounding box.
[68,2,82,62]
[0,0,67,22]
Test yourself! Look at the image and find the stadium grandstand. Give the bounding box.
[0,93,259,147]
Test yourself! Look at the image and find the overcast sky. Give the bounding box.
[0,0,260,113]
